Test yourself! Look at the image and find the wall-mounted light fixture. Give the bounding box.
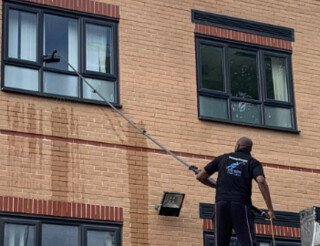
[155,191,185,217]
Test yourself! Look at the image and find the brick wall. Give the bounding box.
[1,0,320,245]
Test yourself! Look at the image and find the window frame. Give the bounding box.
[196,34,298,133]
[83,224,122,246]
[2,1,120,107]
[0,217,40,246]
[0,213,122,246]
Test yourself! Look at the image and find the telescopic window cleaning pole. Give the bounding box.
[44,50,269,219]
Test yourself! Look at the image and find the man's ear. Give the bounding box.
[235,143,239,151]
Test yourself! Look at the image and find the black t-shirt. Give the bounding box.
[204,148,264,206]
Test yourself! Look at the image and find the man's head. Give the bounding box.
[235,137,253,152]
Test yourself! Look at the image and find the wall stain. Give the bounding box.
[69,108,80,201]
[50,107,70,200]
[126,121,149,245]
[6,102,43,191]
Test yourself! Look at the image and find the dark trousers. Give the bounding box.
[213,201,257,246]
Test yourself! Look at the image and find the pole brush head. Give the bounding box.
[43,50,60,63]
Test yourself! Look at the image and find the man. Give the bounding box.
[196,137,275,246]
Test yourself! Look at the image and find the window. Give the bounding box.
[196,38,297,131]
[0,215,121,246]
[2,2,119,105]
[4,223,36,246]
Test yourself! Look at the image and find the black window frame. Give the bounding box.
[2,0,120,107]
[196,34,299,133]
[0,213,122,246]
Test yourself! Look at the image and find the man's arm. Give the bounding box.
[255,175,275,219]
[196,169,216,188]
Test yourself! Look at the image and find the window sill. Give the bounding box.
[198,115,300,134]
[1,87,122,109]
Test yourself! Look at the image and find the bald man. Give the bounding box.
[196,137,274,246]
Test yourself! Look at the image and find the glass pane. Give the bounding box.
[86,24,112,73]
[87,230,116,246]
[229,238,238,246]
[259,243,270,246]
[265,56,289,102]
[200,44,224,91]
[5,65,38,91]
[199,96,228,120]
[231,101,261,124]
[83,78,115,102]
[9,10,37,61]
[44,14,78,71]
[229,48,259,100]
[44,72,78,97]
[4,223,35,246]
[264,106,292,128]
[42,224,79,246]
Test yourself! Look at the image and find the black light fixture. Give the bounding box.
[155,191,185,217]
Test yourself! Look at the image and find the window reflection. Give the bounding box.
[200,44,224,91]
[229,48,259,100]
[86,24,112,74]
[4,223,35,246]
[42,224,79,246]
[87,230,116,246]
[265,56,289,102]
[44,14,78,71]
[231,101,261,124]
[8,10,37,61]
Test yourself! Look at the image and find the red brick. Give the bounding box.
[0,196,3,211]
[61,202,66,217]
[69,0,74,9]
[4,197,8,212]
[66,203,71,217]
[119,207,123,221]
[110,207,115,221]
[8,197,13,212]
[106,206,110,220]
[28,199,33,213]
[84,0,88,12]
[38,200,43,214]
[87,204,91,219]
[71,203,76,217]
[99,2,104,15]
[115,5,120,18]
[48,200,53,215]
[54,201,60,216]
[78,203,83,218]
[82,204,86,218]
[100,205,105,220]
[33,199,37,214]
[43,200,48,215]
[13,197,18,212]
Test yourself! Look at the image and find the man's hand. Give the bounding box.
[268,210,276,220]
[256,175,274,220]
[188,165,200,174]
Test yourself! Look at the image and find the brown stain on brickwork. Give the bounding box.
[27,103,43,166]
[126,121,149,245]
[6,102,43,192]
[50,107,70,200]
[69,108,81,201]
